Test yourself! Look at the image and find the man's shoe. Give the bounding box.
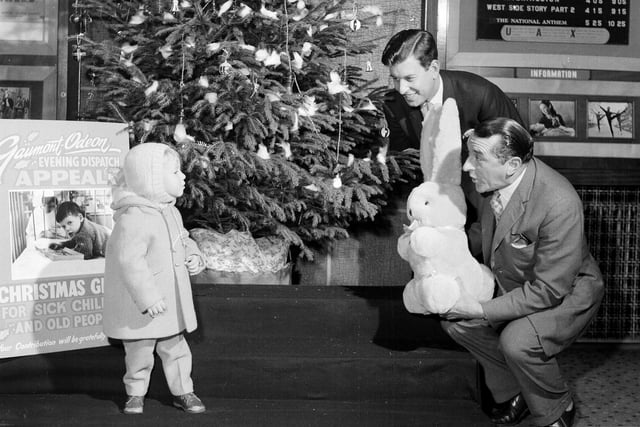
[546,402,576,427]
[123,395,144,415]
[173,392,206,414]
[490,393,530,425]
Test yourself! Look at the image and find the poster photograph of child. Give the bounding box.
[587,101,633,139]
[9,188,113,281]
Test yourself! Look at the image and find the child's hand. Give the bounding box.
[185,255,205,274]
[146,300,167,318]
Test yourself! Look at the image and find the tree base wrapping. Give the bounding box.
[190,227,291,284]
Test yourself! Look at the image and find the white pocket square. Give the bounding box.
[510,233,532,249]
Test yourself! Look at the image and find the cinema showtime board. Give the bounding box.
[0,120,128,358]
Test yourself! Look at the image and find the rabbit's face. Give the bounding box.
[407,182,466,229]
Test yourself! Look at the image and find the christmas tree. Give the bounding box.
[79,0,419,259]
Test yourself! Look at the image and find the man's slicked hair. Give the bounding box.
[472,118,534,164]
[381,29,438,67]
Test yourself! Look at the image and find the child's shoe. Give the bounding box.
[123,395,144,414]
[173,392,206,413]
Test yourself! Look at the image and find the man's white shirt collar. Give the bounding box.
[430,75,444,106]
[496,165,527,209]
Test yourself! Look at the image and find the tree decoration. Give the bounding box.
[163,11,177,22]
[366,57,373,72]
[332,174,342,189]
[263,50,282,67]
[184,35,196,49]
[69,0,93,120]
[198,75,209,88]
[256,143,271,160]
[206,42,220,54]
[217,0,233,16]
[362,5,383,26]
[279,142,293,159]
[291,52,303,70]
[204,92,218,104]
[219,48,232,74]
[348,3,361,31]
[173,119,195,143]
[358,98,377,111]
[144,80,159,96]
[326,71,350,95]
[80,0,420,258]
[301,41,312,56]
[237,3,253,18]
[159,43,173,59]
[259,3,279,20]
[376,143,388,164]
[129,6,147,24]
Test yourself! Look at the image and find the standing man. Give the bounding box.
[14,93,25,119]
[381,29,524,151]
[381,29,524,216]
[1,90,14,119]
[442,118,604,427]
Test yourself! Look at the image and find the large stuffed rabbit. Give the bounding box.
[397,98,494,315]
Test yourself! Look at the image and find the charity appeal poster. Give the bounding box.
[0,120,128,358]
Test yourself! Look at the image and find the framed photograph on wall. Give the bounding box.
[528,99,576,138]
[0,86,35,120]
[0,66,56,120]
[587,101,633,139]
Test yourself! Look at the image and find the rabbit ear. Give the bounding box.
[419,98,462,185]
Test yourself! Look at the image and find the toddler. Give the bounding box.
[49,201,110,259]
[103,143,206,415]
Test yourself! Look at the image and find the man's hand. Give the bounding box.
[146,300,167,318]
[443,286,485,321]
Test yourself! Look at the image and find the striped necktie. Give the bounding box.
[490,191,504,222]
[420,101,432,118]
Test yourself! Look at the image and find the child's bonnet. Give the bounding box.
[122,142,176,203]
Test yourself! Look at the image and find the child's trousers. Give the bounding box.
[122,333,194,397]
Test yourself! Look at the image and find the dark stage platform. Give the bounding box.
[0,285,491,426]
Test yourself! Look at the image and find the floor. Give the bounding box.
[517,343,640,427]
[1,343,638,426]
